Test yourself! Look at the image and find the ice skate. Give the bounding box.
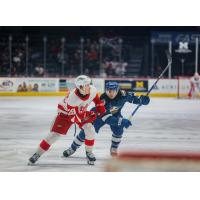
[86,152,96,165]
[63,147,76,157]
[110,147,118,157]
[28,153,40,165]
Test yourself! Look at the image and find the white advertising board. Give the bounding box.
[0,78,59,93]
[148,79,178,94]
[15,78,59,92]
[92,78,104,93]
[0,78,16,92]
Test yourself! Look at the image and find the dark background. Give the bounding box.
[0,26,200,78]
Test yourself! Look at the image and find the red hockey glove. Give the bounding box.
[96,105,106,116]
[79,111,97,128]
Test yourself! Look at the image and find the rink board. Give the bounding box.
[105,151,200,172]
[0,77,190,97]
[0,91,177,97]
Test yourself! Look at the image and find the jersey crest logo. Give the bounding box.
[67,108,76,115]
[78,103,88,113]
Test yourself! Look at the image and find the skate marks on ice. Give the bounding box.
[34,156,109,172]
[0,146,110,172]
[0,97,200,171]
[0,137,110,172]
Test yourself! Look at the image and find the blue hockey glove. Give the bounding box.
[120,118,132,129]
[132,96,140,104]
[139,95,150,105]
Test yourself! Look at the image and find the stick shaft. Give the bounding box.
[129,51,172,119]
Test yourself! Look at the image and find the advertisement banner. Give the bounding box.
[105,79,148,92]
[151,31,200,44]
[15,78,59,92]
[0,78,15,92]
[92,79,104,93]
[59,79,68,92]
[132,80,148,92]
[148,79,178,94]
[178,79,191,94]
[59,78,104,93]
[59,79,75,92]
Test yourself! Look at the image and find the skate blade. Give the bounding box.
[27,161,36,166]
[62,155,71,158]
[87,159,95,165]
[62,155,68,158]
[111,152,118,157]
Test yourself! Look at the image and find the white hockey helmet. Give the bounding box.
[194,72,199,77]
[74,75,91,90]
[194,72,200,81]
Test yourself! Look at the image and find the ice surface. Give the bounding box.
[0,96,200,171]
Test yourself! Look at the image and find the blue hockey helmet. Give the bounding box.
[105,81,119,92]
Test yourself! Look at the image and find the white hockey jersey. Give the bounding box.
[57,85,102,122]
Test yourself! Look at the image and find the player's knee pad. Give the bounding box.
[104,115,118,126]
[45,131,61,145]
[93,118,105,133]
[110,126,124,137]
[82,123,95,140]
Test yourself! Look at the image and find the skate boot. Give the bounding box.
[110,147,118,157]
[63,147,76,158]
[86,151,96,165]
[28,153,40,165]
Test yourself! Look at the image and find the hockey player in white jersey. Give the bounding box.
[28,75,106,165]
[188,72,200,98]
[63,81,150,157]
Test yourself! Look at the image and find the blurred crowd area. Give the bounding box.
[0,36,131,78]
[0,27,200,78]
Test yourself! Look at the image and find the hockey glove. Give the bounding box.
[132,96,141,104]
[139,95,150,105]
[79,111,97,128]
[96,105,106,116]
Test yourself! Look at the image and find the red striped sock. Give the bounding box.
[85,139,94,146]
[40,140,50,151]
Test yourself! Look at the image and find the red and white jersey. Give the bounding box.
[190,75,200,92]
[188,74,200,98]
[190,75,200,86]
[57,85,102,123]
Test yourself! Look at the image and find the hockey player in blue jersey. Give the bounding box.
[63,81,150,157]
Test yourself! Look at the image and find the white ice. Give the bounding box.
[0,96,200,171]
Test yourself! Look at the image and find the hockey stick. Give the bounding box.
[128,51,172,121]
[80,51,172,125]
